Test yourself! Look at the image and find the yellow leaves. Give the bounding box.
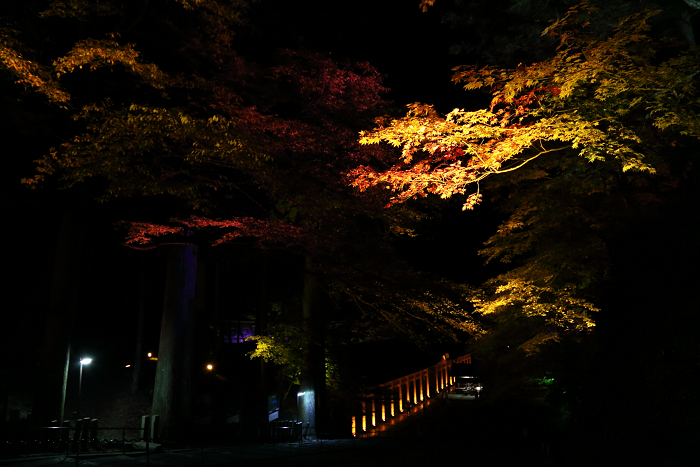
[452,65,502,92]
[495,220,524,236]
[54,39,172,90]
[618,156,656,173]
[39,0,119,20]
[519,333,561,355]
[418,0,436,13]
[472,275,598,353]
[355,96,651,208]
[405,102,438,117]
[0,40,70,105]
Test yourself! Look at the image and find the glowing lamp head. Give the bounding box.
[147,353,152,358]
[80,358,92,365]
[206,364,213,371]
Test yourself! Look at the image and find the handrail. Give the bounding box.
[351,353,471,437]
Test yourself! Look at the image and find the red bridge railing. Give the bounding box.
[352,353,471,437]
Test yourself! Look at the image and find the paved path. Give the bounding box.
[1,437,426,467]
[1,394,552,467]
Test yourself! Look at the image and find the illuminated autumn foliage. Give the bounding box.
[2,1,480,345]
[349,5,694,210]
[350,3,700,352]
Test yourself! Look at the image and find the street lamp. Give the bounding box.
[77,357,92,420]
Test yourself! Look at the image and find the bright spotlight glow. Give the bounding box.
[125,364,131,368]
[147,353,152,358]
[297,392,305,396]
[80,358,92,365]
[206,364,213,370]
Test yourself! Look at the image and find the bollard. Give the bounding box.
[141,415,151,441]
[73,419,83,447]
[62,420,71,444]
[89,419,98,443]
[151,415,160,443]
[73,418,83,466]
[81,418,90,443]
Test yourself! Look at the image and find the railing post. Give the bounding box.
[348,354,470,437]
[424,369,430,399]
[361,401,367,434]
[381,392,386,422]
[413,375,418,404]
[419,371,424,401]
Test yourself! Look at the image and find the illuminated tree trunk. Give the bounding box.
[151,244,198,442]
[33,205,85,425]
[298,255,324,437]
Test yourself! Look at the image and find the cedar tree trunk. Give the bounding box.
[151,244,198,441]
[33,205,84,425]
[131,254,147,394]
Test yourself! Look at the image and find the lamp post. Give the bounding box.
[77,357,92,420]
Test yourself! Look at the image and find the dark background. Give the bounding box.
[1,3,699,464]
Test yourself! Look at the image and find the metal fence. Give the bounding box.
[2,423,143,456]
[1,419,313,459]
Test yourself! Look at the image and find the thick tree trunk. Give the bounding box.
[131,254,147,394]
[33,205,85,425]
[677,9,696,46]
[151,244,198,442]
[298,256,324,438]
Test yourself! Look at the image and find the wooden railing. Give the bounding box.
[352,353,471,437]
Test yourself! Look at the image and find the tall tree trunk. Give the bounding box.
[33,204,85,425]
[298,255,324,438]
[131,254,147,394]
[256,251,271,424]
[208,261,223,425]
[151,244,198,442]
[677,9,696,46]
